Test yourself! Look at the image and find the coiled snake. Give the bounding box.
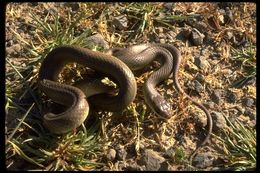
[38,43,212,162]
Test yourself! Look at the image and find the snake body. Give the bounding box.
[38,46,137,134]
[105,43,212,161]
[38,44,212,161]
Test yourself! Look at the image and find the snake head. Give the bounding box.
[150,95,172,119]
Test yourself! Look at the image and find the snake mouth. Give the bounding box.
[150,95,172,119]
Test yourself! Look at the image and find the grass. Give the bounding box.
[212,114,256,171]
[230,43,256,88]
[5,5,105,171]
[5,2,256,171]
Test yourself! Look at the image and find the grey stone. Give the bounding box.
[226,90,238,103]
[69,3,80,11]
[116,145,127,161]
[244,108,255,120]
[112,15,128,30]
[194,56,210,70]
[210,89,223,104]
[209,52,221,60]
[195,73,205,83]
[163,3,175,10]
[193,153,214,168]
[141,149,165,171]
[195,22,209,33]
[85,33,109,49]
[125,162,145,171]
[191,28,205,46]
[242,97,255,107]
[106,148,116,161]
[186,80,203,95]
[159,161,175,171]
[211,111,227,132]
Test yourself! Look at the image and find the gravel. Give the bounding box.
[140,149,166,171]
[5,2,256,171]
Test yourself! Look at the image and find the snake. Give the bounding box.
[38,46,137,134]
[38,44,212,162]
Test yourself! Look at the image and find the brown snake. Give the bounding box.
[38,44,212,163]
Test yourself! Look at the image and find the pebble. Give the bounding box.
[192,153,214,168]
[225,90,238,103]
[244,108,255,120]
[211,111,227,132]
[195,21,209,33]
[116,145,127,161]
[195,73,205,83]
[194,56,210,71]
[163,3,175,11]
[191,28,205,46]
[106,148,116,161]
[210,89,223,105]
[224,7,234,24]
[186,79,204,95]
[209,52,221,60]
[242,97,255,107]
[158,161,175,171]
[112,15,128,30]
[85,33,109,49]
[68,3,80,11]
[125,162,145,171]
[140,149,165,171]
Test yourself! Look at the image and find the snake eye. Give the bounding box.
[152,95,172,119]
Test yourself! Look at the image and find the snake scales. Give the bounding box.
[38,43,212,162]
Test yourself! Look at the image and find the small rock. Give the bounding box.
[125,162,145,171]
[159,161,175,171]
[224,7,233,24]
[242,97,255,107]
[106,148,116,161]
[140,149,165,171]
[225,90,238,103]
[195,22,209,33]
[194,56,210,71]
[244,108,255,120]
[195,73,205,83]
[209,52,221,60]
[116,145,127,161]
[85,33,109,49]
[210,89,223,104]
[112,15,128,30]
[193,153,214,168]
[211,111,227,132]
[69,3,80,11]
[186,80,204,95]
[163,3,175,11]
[218,2,233,9]
[191,28,205,46]
[30,2,38,6]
